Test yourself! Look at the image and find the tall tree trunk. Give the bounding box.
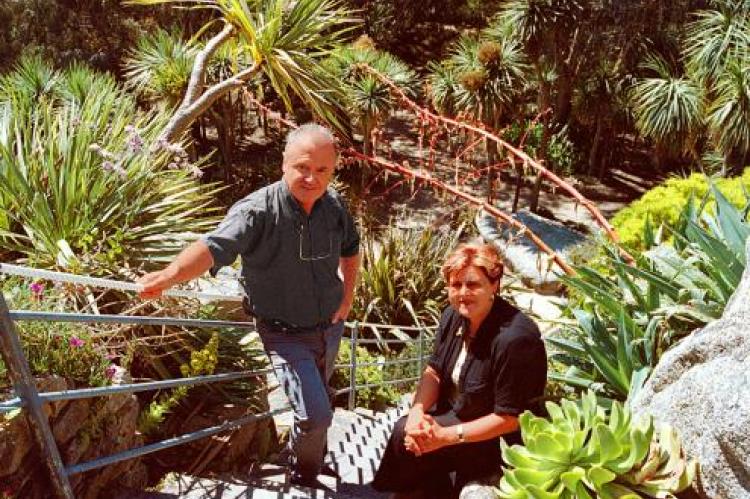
[486,138,499,203]
[512,156,524,214]
[554,67,574,128]
[530,70,550,214]
[587,116,603,176]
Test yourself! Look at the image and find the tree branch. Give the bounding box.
[161,63,261,144]
[360,64,635,264]
[183,23,236,107]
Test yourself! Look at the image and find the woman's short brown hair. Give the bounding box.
[441,243,504,284]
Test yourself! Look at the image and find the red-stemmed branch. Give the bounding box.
[345,149,575,276]
[359,64,633,265]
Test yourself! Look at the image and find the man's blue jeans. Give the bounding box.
[257,320,345,478]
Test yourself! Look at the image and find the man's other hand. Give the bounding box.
[331,297,353,323]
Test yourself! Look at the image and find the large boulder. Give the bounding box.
[630,242,750,499]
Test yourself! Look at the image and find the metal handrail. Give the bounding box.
[10,311,255,329]
[335,356,427,369]
[0,294,433,499]
[65,406,291,476]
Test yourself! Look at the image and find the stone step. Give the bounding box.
[139,401,409,498]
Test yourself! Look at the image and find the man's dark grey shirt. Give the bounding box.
[202,180,360,328]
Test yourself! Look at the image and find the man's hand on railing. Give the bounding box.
[136,269,178,299]
[136,240,214,299]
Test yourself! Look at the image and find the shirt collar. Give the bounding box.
[279,179,328,220]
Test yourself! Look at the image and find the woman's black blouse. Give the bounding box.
[427,297,547,428]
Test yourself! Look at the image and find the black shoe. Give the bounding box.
[289,471,320,488]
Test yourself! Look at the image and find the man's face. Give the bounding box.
[282,135,337,211]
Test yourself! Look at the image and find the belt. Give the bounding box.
[257,317,332,334]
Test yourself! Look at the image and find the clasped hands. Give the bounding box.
[403,410,454,457]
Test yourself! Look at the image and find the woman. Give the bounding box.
[371,243,547,498]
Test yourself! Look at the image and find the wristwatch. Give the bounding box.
[455,424,465,443]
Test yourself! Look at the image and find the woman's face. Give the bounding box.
[447,265,498,323]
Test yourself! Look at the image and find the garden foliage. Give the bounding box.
[0,56,222,274]
[612,170,750,250]
[353,225,464,333]
[0,278,117,388]
[551,185,750,400]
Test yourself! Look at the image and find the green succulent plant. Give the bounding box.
[497,391,697,499]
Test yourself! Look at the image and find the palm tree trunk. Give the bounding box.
[587,116,603,176]
[486,138,499,203]
[530,72,551,214]
[511,156,523,214]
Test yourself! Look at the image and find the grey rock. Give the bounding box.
[630,241,750,499]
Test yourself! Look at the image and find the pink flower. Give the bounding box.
[104,365,117,380]
[29,282,45,299]
[68,337,85,348]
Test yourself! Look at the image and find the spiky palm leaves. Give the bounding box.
[325,42,419,152]
[429,32,527,128]
[630,54,704,159]
[123,28,198,108]
[0,56,221,274]
[126,0,358,140]
[630,0,750,173]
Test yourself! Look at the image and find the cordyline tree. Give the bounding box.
[125,0,359,144]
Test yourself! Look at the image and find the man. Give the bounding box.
[137,123,361,485]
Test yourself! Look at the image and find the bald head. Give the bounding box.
[281,123,338,213]
[283,123,337,159]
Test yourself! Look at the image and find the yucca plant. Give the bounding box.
[352,225,466,345]
[126,0,359,142]
[551,185,750,399]
[497,391,697,499]
[123,27,198,108]
[324,40,419,154]
[0,56,222,275]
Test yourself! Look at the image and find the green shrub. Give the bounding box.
[353,226,464,332]
[137,333,219,436]
[331,342,399,411]
[497,391,697,498]
[612,169,750,250]
[0,278,116,388]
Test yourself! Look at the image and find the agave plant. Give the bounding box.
[497,391,698,498]
[0,56,221,275]
[551,185,750,399]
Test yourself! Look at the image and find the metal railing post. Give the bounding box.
[347,322,358,411]
[0,293,74,499]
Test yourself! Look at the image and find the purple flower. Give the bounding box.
[69,337,85,348]
[127,135,143,153]
[102,160,115,171]
[29,281,45,298]
[104,365,117,380]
